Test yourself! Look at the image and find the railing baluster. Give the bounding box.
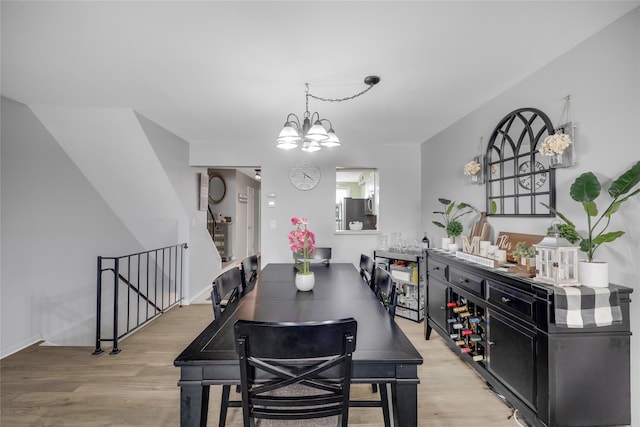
[93,243,187,354]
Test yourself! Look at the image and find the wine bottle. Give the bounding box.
[452,305,468,313]
[422,232,430,249]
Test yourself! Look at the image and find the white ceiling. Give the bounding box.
[2,1,639,149]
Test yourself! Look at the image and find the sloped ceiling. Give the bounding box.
[2,1,639,149]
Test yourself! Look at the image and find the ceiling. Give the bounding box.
[2,1,639,150]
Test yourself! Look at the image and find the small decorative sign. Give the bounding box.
[455,251,499,268]
[495,232,544,262]
[238,193,247,203]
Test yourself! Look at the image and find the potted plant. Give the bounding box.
[541,160,640,287]
[433,198,477,250]
[511,241,537,268]
[288,217,316,291]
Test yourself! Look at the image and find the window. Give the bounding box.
[335,168,378,232]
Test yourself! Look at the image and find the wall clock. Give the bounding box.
[290,160,321,191]
[518,160,547,190]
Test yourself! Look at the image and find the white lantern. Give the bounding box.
[534,222,580,287]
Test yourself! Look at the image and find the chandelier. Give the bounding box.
[276,75,380,152]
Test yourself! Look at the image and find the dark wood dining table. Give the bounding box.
[174,263,423,426]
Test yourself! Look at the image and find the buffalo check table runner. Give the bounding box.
[553,286,623,328]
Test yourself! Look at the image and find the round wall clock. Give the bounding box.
[518,160,547,190]
[290,160,321,191]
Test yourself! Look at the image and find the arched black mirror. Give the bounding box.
[209,174,226,204]
[485,108,556,216]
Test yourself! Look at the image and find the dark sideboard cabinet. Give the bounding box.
[425,249,632,427]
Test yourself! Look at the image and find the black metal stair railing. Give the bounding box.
[93,243,187,355]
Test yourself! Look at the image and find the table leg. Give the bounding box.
[180,384,210,427]
[392,380,418,427]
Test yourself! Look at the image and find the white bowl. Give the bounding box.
[349,221,363,231]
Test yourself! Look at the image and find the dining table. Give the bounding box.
[174,262,423,426]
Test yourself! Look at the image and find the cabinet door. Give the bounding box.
[427,278,448,332]
[487,309,537,410]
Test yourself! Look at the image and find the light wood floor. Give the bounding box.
[1,304,520,426]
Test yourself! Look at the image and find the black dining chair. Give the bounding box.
[211,266,244,319]
[233,318,357,427]
[372,267,398,319]
[240,255,259,289]
[212,266,247,427]
[359,253,376,289]
[356,266,396,424]
[293,247,332,266]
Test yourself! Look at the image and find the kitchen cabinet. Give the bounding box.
[425,249,632,427]
[374,250,425,322]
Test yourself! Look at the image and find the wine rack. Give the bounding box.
[446,292,486,364]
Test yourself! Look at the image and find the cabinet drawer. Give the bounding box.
[427,258,448,282]
[487,281,535,324]
[449,268,484,297]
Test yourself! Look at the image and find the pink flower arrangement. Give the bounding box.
[288,217,315,274]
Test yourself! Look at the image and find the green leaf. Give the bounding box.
[445,202,454,215]
[432,221,445,229]
[582,201,598,217]
[490,200,497,214]
[608,161,640,198]
[579,240,592,253]
[593,231,625,244]
[540,202,576,227]
[603,200,622,217]
[570,172,601,203]
[438,198,451,206]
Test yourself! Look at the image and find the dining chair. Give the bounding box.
[211,266,244,319]
[372,267,398,319]
[359,253,376,290]
[240,254,259,289]
[233,318,357,427]
[212,265,247,427]
[357,266,396,423]
[293,246,332,266]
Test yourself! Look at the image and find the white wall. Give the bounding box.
[421,8,640,425]
[190,142,422,267]
[0,98,219,357]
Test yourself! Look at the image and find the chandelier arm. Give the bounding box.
[285,113,302,128]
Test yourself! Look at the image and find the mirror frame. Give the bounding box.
[208,173,226,204]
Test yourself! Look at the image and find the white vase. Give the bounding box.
[448,243,459,252]
[578,261,609,288]
[441,237,452,250]
[295,272,315,291]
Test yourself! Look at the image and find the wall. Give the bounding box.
[190,143,422,267]
[0,98,218,357]
[421,8,640,425]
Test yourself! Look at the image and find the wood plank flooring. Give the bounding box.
[1,304,520,426]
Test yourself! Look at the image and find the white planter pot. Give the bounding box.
[448,243,459,252]
[578,261,609,288]
[441,237,452,250]
[295,272,315,291]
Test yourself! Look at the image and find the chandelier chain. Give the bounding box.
[307,83,377,103]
